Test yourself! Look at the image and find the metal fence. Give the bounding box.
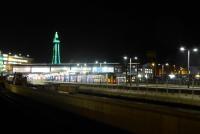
[41,78,200,106]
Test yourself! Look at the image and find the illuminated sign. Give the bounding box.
[13,67,31,73]
[102,67,114,72]
[71,67,92,73]
[32,67,50,73]
[92,67,114,73]
[51,67,70,72]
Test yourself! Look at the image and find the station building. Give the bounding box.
[11,63,153,84]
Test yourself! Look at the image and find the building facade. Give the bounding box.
[0,50,33,73]
[11,63,153,84]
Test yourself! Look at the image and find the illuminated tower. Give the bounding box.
[52,32,61,64]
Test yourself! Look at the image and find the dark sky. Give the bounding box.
[1,6,200,66]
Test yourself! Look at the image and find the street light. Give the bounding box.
[123,56,128,60]
[180,47,185,51]
[180,46,198,88]
[158,63,170,79]
[123,56,138,86]
[123,56,128,85]
[151,62,155,79]
[95,60,103,84]
[134,56,138,60]
[193,48,198,52]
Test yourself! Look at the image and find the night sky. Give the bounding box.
[1,6,200,66]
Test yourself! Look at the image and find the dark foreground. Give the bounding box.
[0,88,132,134]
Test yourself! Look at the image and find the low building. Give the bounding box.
[11,62,154,84]
[0,50,33,73]
[11,63,119,84]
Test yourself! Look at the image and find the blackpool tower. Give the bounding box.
[52,32,61,64]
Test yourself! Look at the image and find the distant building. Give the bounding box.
[0,50,33,73]
[11,63,118,84]
[10,62,153,84]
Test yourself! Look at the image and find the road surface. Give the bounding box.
[0,87,132,134]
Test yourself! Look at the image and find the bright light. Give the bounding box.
[145,74,148,79]
[134,56,138,60]
[51,67,70,72]
[102,67,114,73]
[138,74,142,78]
[27,54,30,57]
[169,74,175,79]
[32,67,50,73]
[193,48,198,52]
[8,57,28,63]
[77,64,80,66]
[152,63,155,67]
[103,61,107,64]
[95,61,98,64]
[3,54,8,57]
[180,47,185,51]
[195,74,200,79]
[165,63,169,66]
[13,67,31,73]
[84,63,87,66]
[123,56,128,60]
[158,64,161,66]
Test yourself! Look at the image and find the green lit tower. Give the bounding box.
[52,32,61,64]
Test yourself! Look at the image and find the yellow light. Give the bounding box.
[8,57,28,63]
[195,74,200,79]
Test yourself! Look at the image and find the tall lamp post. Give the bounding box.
[180,46,198,88]
[123,56,128,85]
[158,63,169,80]
[151,63,155,79]
[95,61,107,84]
[123,56,138,86]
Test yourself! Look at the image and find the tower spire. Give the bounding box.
[52,32,61,64]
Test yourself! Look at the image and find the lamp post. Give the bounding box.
[95,60,106,84]
[103,61,107,84]
[123,56,138,86]
[100,62,102,84]
[123,56,128,85]
[152,63,155,79]
[158,63,169,80]
[180,47,198,88]
[129,58,132,86]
